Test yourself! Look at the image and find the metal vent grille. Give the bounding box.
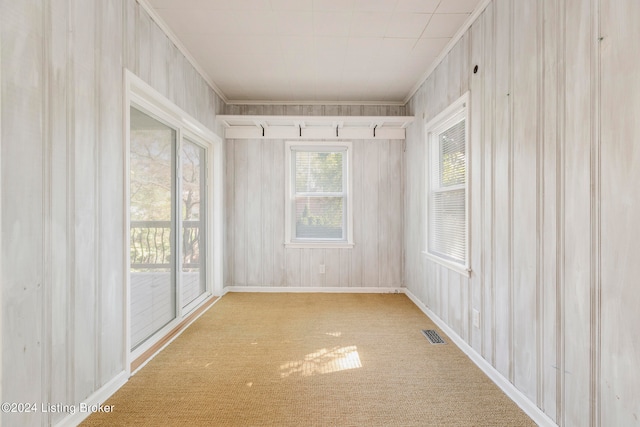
[422,329,446,344]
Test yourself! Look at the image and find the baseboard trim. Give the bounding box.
[224,286,403,294]
[55,370,127,427]
[403,289,557,427]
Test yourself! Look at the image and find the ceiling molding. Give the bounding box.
[217,115,415,140]
[136,0,229,104]
[403,0,493,105]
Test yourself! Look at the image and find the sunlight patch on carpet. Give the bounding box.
[280,346,362,378]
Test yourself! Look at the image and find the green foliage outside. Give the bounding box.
[439,121,465,187]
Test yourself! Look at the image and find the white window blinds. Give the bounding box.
[427,100,468,268]
[292,149,346,241]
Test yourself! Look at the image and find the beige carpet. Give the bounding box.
[83,293,535,426]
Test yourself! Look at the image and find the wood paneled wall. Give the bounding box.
[225,104,406,117]
[404,0,640,425]
[0,1,225,425]
[225,137,404,289]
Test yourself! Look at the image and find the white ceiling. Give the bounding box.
[146,0,484,104]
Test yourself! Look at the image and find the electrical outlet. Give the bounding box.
[319,264,325,274]
[472,309,480,328]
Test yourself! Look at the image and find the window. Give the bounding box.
[425,93,469,275]
[285,142,353,248]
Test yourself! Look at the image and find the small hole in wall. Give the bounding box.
[473,65,479,74]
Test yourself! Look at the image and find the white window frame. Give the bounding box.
[423,92,471,277]
[284,141,354,248]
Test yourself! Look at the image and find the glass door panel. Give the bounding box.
[129,107,177,350]
[181,139,207,308]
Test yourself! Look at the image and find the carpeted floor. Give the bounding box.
[83,293,536,426]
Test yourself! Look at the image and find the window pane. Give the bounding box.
[129,107,176,350]
[295,151,343,193]
[295,196,343,239]
[181,139,206,308]
[438,120,465,187]
[429,188,466,263]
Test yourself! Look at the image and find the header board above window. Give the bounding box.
[216,115,414,140]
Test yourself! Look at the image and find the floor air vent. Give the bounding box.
[422,329,446,344]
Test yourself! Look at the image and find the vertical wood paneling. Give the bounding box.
[272,140,285,286]
[350,140,364,287]
[456,35,471,344]
[440,267,449,324]
[310,249,324,287]
[482,1,496,365]
[338,248,350,286]
[233,140,248,286]
[468,15,484,353]
[1,1,45,424]
[388,141,403,286]
[227,104,407,117]
[362,141,379,286]
[512,0,539,402]
[246,140,262,286]
[149,23,168,98]
[224,141,234,287]
[377,141,390,286]
[325,249,340,287]
[123,0,137,74]
[600,0,640,425]
[72,0,97,401]
[404,91,420,297]
[135,3,151,85]
[285,248,301,286]
[433,56,449,115]
[563,0,593,424]
[448,269,462,336]
[492,0,512,380]
[541,0,559,418]
[300,249,311,287]
[49,0,71,421]
[97,0,124,386]
[261,140,274,286]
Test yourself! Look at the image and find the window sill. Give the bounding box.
[285,242,354,249]
[422,251,471,278]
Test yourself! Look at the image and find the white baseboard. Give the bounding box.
[224,285,403,294]
[55,370,128,427]
[403,289,557,427]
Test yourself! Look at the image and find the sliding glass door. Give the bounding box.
[129,107,177,350]
[129,106,210,352]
